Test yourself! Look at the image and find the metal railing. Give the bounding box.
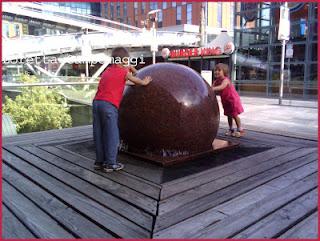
[2,81,99,134]
[233,80,318,100]
[3,2,200,61]
[3,30,200,61]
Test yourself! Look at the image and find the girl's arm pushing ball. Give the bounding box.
[212,79,229,91]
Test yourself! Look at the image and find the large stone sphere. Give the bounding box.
[119,63,220,161]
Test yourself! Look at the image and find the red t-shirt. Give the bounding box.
[94,65,129,108]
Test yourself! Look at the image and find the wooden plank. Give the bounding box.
[2,149,150,238]
[58,141,164,184]
[7,145,155,230]
[216,134,272,148]
[215,161,317,216]
[154,150,317,232]
[3,132,91,148]
[219,122,318,142]
[3,130,92,146]
[247,130,318,146]
[159,148,316,215]
[57,139,164,184]
[233,189,317,238]
[41,145,160,199]
[279,212,318,238]
[155,160,317,238]
[3,181,75,238]
[34,136,93,146]
[153,209,227,238]
[264,161,319,190]
[3,125,91,144]
[7,126,91,142]
[2,204,36,239]
[116,154,164,184]
[218,128,318,147]
[192,173,317,238]
[3,164,115,238]
[161,147,297,200]
[21,145,157,215]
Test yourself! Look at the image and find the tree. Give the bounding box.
[3,74,72,133]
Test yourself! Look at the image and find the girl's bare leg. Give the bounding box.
[228,116,233,130]
[234,116,242,130]
[224,116,234,136]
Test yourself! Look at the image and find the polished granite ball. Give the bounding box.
[119,63,220,163]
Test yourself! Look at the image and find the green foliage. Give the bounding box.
[3,74,72,133]
[17,73,38,84]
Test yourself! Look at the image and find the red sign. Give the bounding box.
[169,47,223,58]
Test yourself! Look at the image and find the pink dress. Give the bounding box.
[214,77,244,117]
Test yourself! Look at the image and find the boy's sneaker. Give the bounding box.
[225,129,234,136]
[93,162,103,170]
[103,163,124,172]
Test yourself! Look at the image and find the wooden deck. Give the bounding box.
[2,125,318,239]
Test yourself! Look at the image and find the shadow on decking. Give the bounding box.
[61,139,270,184]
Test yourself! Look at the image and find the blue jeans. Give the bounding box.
[92,100,119,165]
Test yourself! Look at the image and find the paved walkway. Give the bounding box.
[218,96,318,141]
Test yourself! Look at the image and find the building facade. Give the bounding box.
[102,2,234,31]
[2,2,101,37]
[207,2,234,30]
[45,2,101,16]
[102,2,201,29]
[233,2,317,99]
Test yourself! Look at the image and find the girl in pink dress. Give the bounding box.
[212,63,244,137]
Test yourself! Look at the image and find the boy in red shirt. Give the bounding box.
[93,47,152,172]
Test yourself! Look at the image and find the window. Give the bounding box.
[290,21,307,41]
[150,2,158,10]
[176,6,182,25]
[123,2,127,16]
[104,3,108,16]
[14,24,21,37]
[116,2,120,17]
[237,65,267,81]
[187,4,192,24]
[158,11,163,28]
[182,2,186,5]
[134,2,138,15]
[110,3,114,19]
[260,7,270,27]
[311,43,317,61]
[217,3,222,28]
[141,2,146,14]
[163,2,167,9]
[3,23,9,37]
[89,3,100,16]
[172,2,176,7]
[309,64,318,83]
[230,3,234,29]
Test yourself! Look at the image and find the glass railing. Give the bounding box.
[2,76,99,135]
[233,80,318,99]
[3,75,317,136]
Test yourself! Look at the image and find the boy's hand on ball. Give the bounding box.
[143,76,152,85]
